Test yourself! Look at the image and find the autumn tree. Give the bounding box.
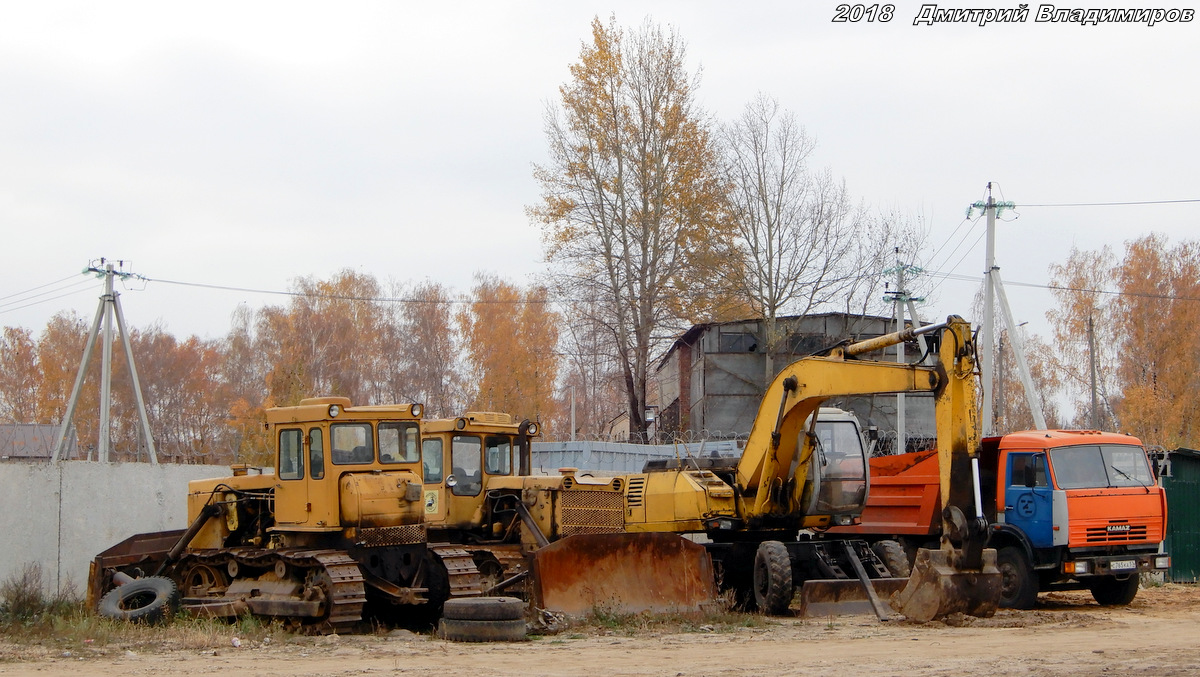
[532,16,728,442]
[383,280,465,418]
[458,274,561,425]
[257,270,389,407]
[1044,246,1121,428]
[0,327,39,423]
[1111,235,1200,448]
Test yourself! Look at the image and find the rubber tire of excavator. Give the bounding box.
[439,617,528,642]
[997,546,1038,610]
[97,576,179,625]
[1089,575,1139,606]
[442,597,526,621]
[871,540,911,578]
[753,541,794,615]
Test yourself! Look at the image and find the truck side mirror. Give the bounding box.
[1023,462,1037,488]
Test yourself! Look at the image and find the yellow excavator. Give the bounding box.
[539,314,1001,621]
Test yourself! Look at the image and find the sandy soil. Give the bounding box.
[3,585,1199,677]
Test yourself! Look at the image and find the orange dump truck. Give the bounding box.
[834,430,1169,608]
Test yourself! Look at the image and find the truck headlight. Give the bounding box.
[1156,556,1171,569]
[1065,561,1089,575]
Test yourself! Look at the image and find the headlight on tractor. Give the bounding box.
[1064,561,1089,575]
[1156,556,1171,569]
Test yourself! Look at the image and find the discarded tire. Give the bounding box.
[98,576,179,625]
[872,540,912,578]
[439,617,528,642]
[442,596,526,621]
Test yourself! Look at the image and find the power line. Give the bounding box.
[0,274,81,302]
[923,269,1200,303]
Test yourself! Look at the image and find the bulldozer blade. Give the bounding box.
[798,578,908,618]
[532,532,717,617]
[892,547,1002,622]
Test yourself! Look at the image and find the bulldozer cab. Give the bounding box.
[268,397,424,530]
[421,413,537,529]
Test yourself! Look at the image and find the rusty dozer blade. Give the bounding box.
[799,578,908,618]
[532,532,717,616]
[892,546,1001,622]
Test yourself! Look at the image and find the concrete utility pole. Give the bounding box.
[1088,314,1099,429]
[970,186,1046,435]
[884,250,930,454]
[51,260,158,464]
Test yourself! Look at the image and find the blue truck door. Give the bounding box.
[1004,452,1055,548]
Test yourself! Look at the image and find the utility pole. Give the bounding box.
[1088,314,1099,429]
[51,260,158,464]
[884,249,930,454]
[970,185,1046,434]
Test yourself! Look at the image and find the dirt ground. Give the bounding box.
[3,585,1200,677]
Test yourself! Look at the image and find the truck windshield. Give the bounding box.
[1049,444,1154,489]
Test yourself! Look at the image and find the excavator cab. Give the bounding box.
[802,409,870,518]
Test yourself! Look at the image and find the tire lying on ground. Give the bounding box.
[439,596,528,642]
[442,596,526,621]
[439,617,528,642]
[97,576,180,625]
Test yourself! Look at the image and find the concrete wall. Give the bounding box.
[0,461,231,595]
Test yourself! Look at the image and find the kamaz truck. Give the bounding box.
[833,429,1170,608]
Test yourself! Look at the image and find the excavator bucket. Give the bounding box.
[892,547,1002,622]
[532,532,717,616]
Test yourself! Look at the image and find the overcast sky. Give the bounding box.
[2,1,1197,346]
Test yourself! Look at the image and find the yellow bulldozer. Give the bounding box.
[87,315,998,629]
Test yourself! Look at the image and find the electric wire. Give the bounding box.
[0,274,81,302]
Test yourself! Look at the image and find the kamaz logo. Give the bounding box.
[1107,524,1132,533]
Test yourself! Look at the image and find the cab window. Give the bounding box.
[423,438,444,483]
[331,423,374,465]
[308,428,325,479]
[380,421,420,464]
[1010,453,1048,488]
[451,435,483,496]
[279,428,304,480]
[484,435,513,475]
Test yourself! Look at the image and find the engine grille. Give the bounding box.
[357,524,427,547]
[559,489,625,536]
[1084,523,1149,544]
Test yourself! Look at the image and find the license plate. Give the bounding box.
[1110,560,1137,571]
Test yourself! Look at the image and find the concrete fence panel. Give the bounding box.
[0,461,230,595]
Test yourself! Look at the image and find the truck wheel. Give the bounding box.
[97,576,179,625]
[439,617,527,642]
[442,596,526,621]
[871,540,911,578]
[997,546,1037,609]
[1089,575,1139,606]
[753,541,793,615]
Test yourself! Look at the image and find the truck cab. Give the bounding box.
[989,430,1170,604]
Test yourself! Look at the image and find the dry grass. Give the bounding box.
[0,563,292,658]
